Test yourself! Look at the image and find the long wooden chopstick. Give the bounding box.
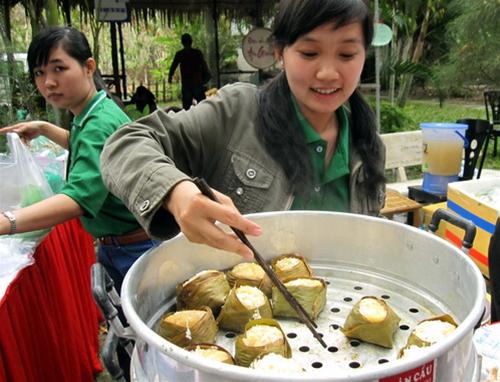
[193,177,327,348]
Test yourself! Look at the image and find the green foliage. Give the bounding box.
[392,60,433,79]
[378,0,452,106]
[402,100,483,125]
[434,0,500,88]
[370,97,485,134]
[0,55,46,127]
[373,100,414,133]
[4,5,32,52]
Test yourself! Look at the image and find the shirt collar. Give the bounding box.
[72,90,107,128]
[291,94,349,146]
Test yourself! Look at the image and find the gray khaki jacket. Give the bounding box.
[101,82,386,240]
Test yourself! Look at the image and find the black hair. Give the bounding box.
[181,33,193,47]
[258,0,384,197]
[27,26,113,101]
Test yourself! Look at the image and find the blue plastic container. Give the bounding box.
[422,173,460,194]
[420,122,468,194]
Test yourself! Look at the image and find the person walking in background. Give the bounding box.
[168,33,210,110]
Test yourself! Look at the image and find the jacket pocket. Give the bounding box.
[367,185,386,216]
[232,152,273,188]
[222,152,274,213]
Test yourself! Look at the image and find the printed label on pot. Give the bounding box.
[379,359,436,382]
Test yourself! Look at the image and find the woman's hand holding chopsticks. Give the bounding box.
[164,180,262,259]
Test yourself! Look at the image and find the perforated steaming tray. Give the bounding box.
[151,262,452,374]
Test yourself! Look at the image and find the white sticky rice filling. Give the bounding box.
[243,325,282,347]
[193,346,229,362]
[250,353,304,372]
[276,257,301,271]
[232,263,265,280]
[236,286,266,309]
[286,278,321,288]
[359,298,387,323]
[415,320,456,343]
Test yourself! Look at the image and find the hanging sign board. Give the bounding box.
[96,0,130,22]
[242,28,275,69]
[372,23,393,47]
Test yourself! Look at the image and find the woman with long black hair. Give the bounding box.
[101,0,386,258]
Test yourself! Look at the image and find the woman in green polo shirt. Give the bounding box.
[0,26,157,293]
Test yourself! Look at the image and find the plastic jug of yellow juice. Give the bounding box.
[420,122,468,194]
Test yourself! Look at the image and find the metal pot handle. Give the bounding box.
[100,329,128,382]
[429,208,476,249]
[428,210,489,331]
[91,263,136,341]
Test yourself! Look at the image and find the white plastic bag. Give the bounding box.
[0,132,54,278]
[473,323,500,382]
[0,237,37,277]
[29,135,68,193]
[0,132,53,211]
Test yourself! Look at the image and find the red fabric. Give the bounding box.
[0,219,103,382]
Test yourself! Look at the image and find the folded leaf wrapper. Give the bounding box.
[226,262,272,296]
[235,318,292,367]
[217,284,273,332]
[176,270,230,314]
[158,306,218,348]
[271,276,326,320]
[341,296,401,348]
[271,253,313,281]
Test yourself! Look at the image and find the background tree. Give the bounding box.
[435,0,500,91]
[21,0,47,35]
[379,0,450,106]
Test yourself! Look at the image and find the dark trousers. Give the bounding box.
[97,240,160,381]
[182,83,206,110]
[490,217,500,322]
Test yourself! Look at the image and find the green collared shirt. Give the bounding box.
[60,90,139,237]
[291,98,350,211]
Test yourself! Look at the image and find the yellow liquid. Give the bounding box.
[422,140,463,176]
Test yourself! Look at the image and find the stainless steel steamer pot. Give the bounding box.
[120,211,485,382]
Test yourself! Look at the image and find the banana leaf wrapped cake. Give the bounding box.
[271,254,312,281]
[235,319,292,367]
[176,270,230,314]
[217,285,273,332]
[185,343,235,365]
[341,296,401,348]
[226,262,273,296]
[271,276,326,320]
[158,306,218,348]
[399,314,457,358]
[250,352,305,373]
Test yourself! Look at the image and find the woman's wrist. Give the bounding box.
[38,121,52,136]
[0,211,15,235]
[164,180,197,216]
